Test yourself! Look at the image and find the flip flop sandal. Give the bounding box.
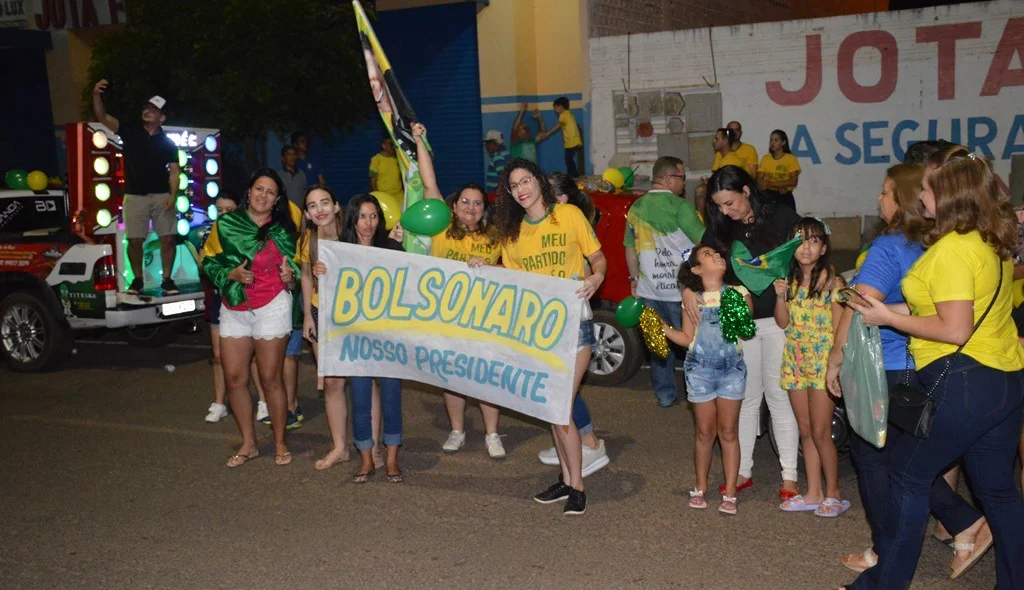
[688,489,708,509]
[780,495,820,512]
[950,522,993,580]
[226,451,260,468]
[387,470,404,484]
[841,548,878,573]
[274,452,293,466]
[815,498,851,518]
[352,468,376,484]
[718,495,738,515]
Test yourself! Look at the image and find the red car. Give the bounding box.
[585,189,645,385]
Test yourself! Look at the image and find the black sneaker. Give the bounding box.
[161,278,180,295]
[563,488,587,515]
[285,411,301,430]
[295,404,304,423]
[534,478,571,504]
[126,278,144,295]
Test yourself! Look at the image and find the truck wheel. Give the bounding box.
[586,308,643,386]
[124,323,179,348]
[0,292,72,372]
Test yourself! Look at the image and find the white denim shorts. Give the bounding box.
[219,290,293,340]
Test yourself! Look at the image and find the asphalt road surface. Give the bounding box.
[0,326,999,589]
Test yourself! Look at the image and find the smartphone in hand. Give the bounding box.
[837,286,868,307]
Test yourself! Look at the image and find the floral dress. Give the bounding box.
[780,285,837,390]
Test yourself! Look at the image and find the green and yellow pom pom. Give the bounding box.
[639,307,669,359]
[720,287,757,344]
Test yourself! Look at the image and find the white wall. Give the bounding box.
[590,0,1024,217]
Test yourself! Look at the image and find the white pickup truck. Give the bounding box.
[0,188,206,371]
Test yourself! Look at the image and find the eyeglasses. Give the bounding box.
[665,174,686,181]
[458,198,484,208]
[508,175,535,193]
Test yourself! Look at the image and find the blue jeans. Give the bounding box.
[350,377,402,450]
[853,355,1024,589]
[849,370,980,552]
[643,298,683,406]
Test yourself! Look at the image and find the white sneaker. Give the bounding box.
[442,430,466,453]
[485,433,506,460]
[582,439,610,477]
[255,401,269,422]
[205,402,228,423]
[536,439,610,477]
[538,447,559,465]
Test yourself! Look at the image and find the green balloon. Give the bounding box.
[401,199,452,236]
[5,169,28,189]
[618,166,635,188]
[615,296,644,328]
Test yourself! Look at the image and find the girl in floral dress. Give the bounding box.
[774,217,848,517]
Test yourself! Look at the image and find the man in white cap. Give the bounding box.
[93,79,181,295]
[483,129,509,193]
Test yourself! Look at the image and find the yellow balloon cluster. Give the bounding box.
[601,167,625,189]
[639,307,669,359]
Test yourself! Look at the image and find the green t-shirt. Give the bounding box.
[510,140,537,163]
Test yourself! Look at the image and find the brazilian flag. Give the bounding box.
[731,236,802,295]
[354,1,432,255]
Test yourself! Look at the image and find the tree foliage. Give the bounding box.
[82,0,374,179]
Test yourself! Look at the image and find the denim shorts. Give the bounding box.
[578,320,596,352]
[684,353,747,403]
[286,328,303,357]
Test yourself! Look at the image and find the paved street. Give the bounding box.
[0,327,999,589]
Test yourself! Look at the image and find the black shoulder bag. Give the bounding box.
[889,263,1002,438]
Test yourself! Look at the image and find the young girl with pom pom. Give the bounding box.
[775,217,847,517]
[664,244,755,515]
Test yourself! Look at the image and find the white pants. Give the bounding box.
[738,317,799,482]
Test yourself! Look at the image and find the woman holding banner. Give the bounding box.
[494,158,607,516]
[342,193,408,483]
[201,169,300,467]
[413,123,507,459]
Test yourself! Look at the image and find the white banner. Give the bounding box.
[317,241,583,425]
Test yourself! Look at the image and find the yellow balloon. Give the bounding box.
[27,170,48,191]
[855,249,869,271]
[372,191,402,230]
[601,167,625,189]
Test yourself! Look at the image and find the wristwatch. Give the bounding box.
[628,276,638,283]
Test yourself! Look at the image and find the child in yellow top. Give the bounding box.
[537,96,584,178]
[369,137,403,203]
[774,217,847,518]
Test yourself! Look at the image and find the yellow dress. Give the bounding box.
[780,286,837,390]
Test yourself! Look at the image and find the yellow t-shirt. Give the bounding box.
[712,150,746,171]
[430,224,501,264]
[713,143,757,172]
[758,153,802,187]
[295,229,326,307]
[902,230,1024,372]
[501,203,601,279]
[369,153,403,199]
[558,110,582,149]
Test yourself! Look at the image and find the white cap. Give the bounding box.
[147,95,167,111]
[483,129,503,143]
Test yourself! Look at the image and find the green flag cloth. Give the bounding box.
[730,236,802,296]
